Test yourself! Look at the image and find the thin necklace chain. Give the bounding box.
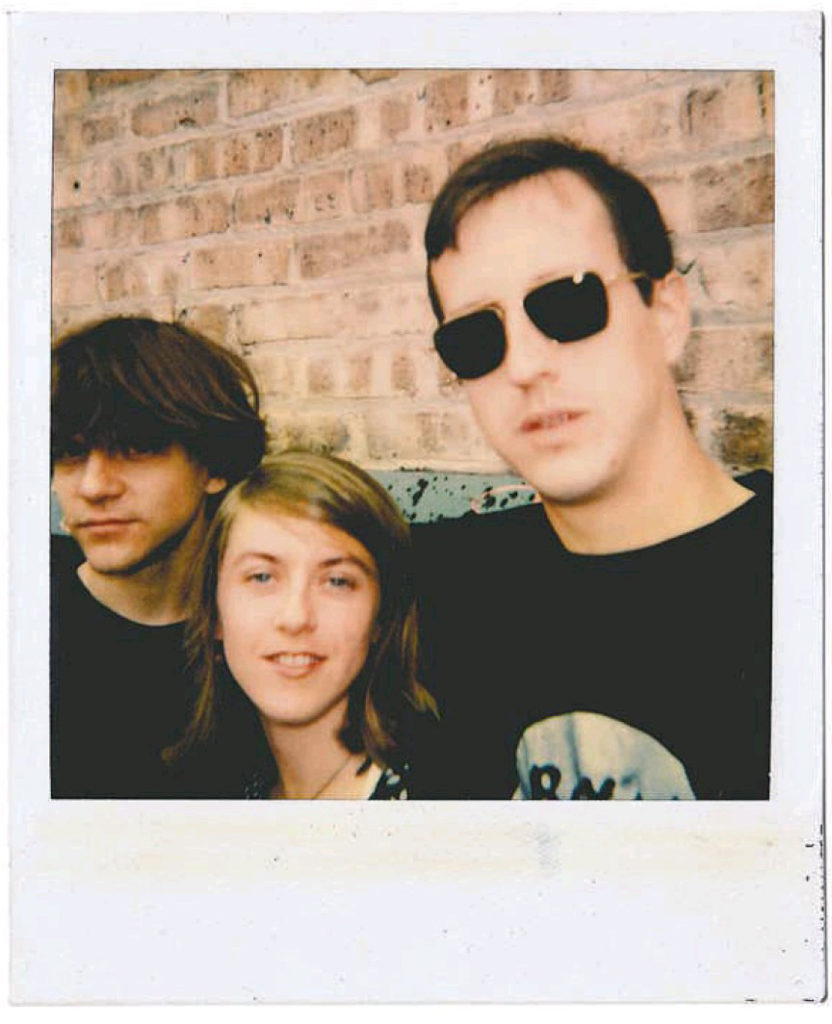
[309,752,358,800]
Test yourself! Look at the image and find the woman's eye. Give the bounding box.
[247,571,273,584]
[326,574,356,591]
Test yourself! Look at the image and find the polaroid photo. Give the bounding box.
[9,10,825,1004]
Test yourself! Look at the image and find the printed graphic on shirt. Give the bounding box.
[513,711,696,800]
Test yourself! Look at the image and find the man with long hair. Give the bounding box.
[50,317,267,797]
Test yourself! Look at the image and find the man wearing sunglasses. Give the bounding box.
[413,137,772,801]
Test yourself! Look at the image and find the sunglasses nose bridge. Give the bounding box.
[500,305,563,387]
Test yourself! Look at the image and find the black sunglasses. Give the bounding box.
[434,269,649,381]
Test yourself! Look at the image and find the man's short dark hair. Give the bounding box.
[424,136,675,320]
[51,317,268,485]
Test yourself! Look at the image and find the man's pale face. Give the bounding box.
[52,443,226,575]
[430,171,685,510]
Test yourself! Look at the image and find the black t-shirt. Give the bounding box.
[411,471,772,800]
[50,535,205,798]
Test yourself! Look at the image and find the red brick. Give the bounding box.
[131,85,219,137]
[403,162,433,204]
[570,70,654,98]
[296,220,410,279]
[380,96,411,140]
[674,327,773,393]
[81,207,137,250]
[346,351,373,394]
[425,73,469,133]
[135,146,177,192]
[227,70,293,117]
[220,127,284,178]
[692,154,774,231]
[692,233,773,314]
[291,108,357,165]
[352,69,399,85]
[684,73,767,149]
[80,113,122,148]
[54,214,84,250]
[271,412,350,454]
[307,356,336,395]
[349,163,395,213]
[391,351,417,396]
[176,303,231,346]
[144,255,185,297]
[246,347,300,398]
[93,157,135,200]
[53,162,95,209]
[87,70,162,96]
[53,265,99,307]
[97,259,150,303]
[52,120,78,162]
[643,170,695,234]
[365,407,477,461]
[299,170,348,222]
[138,192,229,244]
[232,178,300,227]
[54,72,91,116]
[537,70,571,104]
[177,138,218,184]
[239,282,432,342]
[492,70,534,116]
[228,69,342,118]
[557,90,687,165]
[760,71,774,136]
[191,242,290,289]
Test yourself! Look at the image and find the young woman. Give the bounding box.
[168,450,435,799]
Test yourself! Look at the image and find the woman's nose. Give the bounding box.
[275,582,316,634]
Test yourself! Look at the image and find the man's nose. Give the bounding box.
[500,309,562,389]
[275,581,316,634]
[77,450,126,500]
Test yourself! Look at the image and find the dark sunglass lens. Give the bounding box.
[524,272,609,343]
[434,309,506,380]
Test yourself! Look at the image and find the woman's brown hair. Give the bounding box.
[168,450,435,769]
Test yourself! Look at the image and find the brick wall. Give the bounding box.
[52,68,774,474]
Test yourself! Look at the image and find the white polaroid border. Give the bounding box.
[9,11,825,1004]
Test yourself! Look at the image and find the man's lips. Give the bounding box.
[75,517,137,529]
[520,410,584,433]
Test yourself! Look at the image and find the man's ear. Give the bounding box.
[204,475,227,496]
[651,271,691,366]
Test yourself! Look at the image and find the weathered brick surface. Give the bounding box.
[296,220,410,280]
[221,127,284,178]
[299,170,348,222]
[537,70,571,105]
[425,74,469,133]
[87,70,162,96]
[492,70,535,116]
[191,242,290,290]
[138,192,229,244]
[291,109,357,165]
[692,154,774,231]
[131,86,220,138]
[53,68,773,471]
